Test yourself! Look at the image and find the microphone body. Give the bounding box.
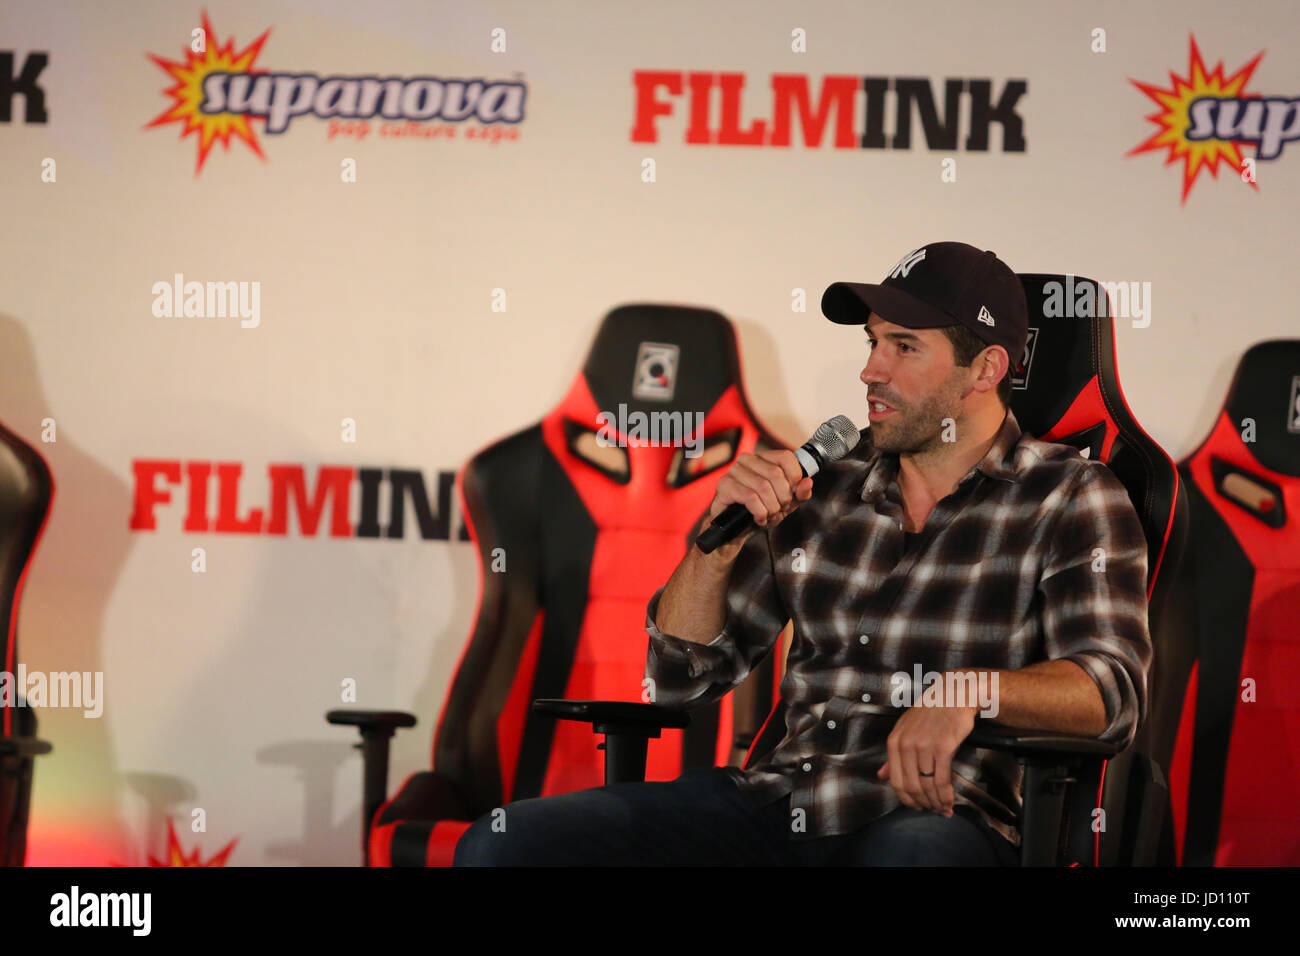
[695,416,859,555]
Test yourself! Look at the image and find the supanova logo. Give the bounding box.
[1129,34,1297,203]
[129,461,471,540]
[147,12,527,174]
[632,72,1026,151]
[147,819,237,867]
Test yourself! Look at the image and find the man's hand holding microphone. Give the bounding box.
[654,416,859,641]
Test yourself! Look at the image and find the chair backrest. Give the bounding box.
[431,304,785,818]
[1167,338,1300,865]
[745,274,1188,865]
[1012,274,1188,866]
[0,419,54,866]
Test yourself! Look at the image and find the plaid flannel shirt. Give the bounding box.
[644,408,1151,847]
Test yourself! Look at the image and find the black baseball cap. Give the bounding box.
[821,241,1028,363]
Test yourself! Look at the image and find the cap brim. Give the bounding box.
[822,282,955,329]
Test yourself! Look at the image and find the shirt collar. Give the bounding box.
[859,407,1024,503]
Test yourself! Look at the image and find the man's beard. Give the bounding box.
[870,377,965,456]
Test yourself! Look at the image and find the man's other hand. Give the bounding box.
[876,703,979,815]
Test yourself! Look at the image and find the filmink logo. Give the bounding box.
[129,461,470,540]
[1,50,48,124]
[631,72,1026,151]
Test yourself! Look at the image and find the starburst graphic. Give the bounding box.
[1127,34,1264,204]
[147,819,238,866]
[145,10,271,175]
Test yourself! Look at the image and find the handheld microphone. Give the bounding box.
[695,415,860,554]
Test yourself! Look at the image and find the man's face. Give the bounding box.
[860,312,973,455]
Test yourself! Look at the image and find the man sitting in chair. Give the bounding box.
[454,241,1151,866]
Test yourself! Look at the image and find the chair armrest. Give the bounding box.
[531,700,691,786]
[0,736,53,758]
[966,722,1119,867]
[966,722,1121,760]
[326,710,417,733]
[326,709,417,865]
[531,699,690,733]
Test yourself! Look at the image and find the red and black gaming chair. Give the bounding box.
[0,420,54,867]
[538,273,1189,866]
[1165,339,1300,865]
[330,304,786,865]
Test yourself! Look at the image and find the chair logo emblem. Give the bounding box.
[633,342,679,401]
[889,247,926,279]
[977,305,996,326]
[1289,375,1300,433]
[1012,327,1039,390]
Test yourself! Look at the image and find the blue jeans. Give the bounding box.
[453,767,1020,866]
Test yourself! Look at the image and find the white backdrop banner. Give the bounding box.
[1,0,1296,864]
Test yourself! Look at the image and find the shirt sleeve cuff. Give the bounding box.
[645,587,741,679]
[1062,651,1133,744]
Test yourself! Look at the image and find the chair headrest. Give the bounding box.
[580,304,744,421]
[1011,274,1184,593]
[1216,338,1300,478]
[1012,274,1129,446]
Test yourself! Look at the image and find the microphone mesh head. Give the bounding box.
[809,415,861,462]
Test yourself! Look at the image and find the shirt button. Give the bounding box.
[802,762,812,772]
[859,634,870,645]
[827,720,837,729]
[861,693,871,702]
